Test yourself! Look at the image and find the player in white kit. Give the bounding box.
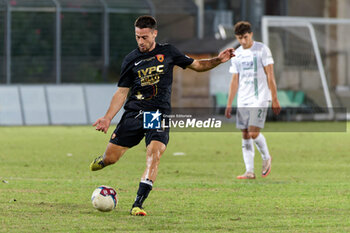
[225,21,281,179]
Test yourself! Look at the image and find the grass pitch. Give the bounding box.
[0,122,349,232]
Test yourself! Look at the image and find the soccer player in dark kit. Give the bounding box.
[90,15,235,216]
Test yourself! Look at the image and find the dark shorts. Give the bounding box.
[109,111,170,148]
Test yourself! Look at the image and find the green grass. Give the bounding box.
[0,123,349,232]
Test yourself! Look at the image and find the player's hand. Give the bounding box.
[272,99,281,115]
[225,106,232,119]
[218,48,235,63]
[93,117,111,134]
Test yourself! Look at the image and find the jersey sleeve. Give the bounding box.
[229,57,239,74]
[261,44,274,67]
[170,45,194,69]
[118,59,133,87]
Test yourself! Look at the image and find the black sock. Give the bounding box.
[132,181,153,208]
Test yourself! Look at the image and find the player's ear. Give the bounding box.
[153,29,158,38]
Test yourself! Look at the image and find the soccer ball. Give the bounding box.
[91,185,118,212]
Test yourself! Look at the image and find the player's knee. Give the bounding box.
[148,141,166,153]
[147,146,163,163]
[242,131,250,139]
[249,131,259,139]
[103,153,118,165]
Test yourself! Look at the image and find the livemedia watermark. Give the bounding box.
[141,108,347,132]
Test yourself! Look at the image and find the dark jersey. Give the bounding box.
[118,43,194,114]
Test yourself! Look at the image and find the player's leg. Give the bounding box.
[249,126,272,177]
[248,103,272,177]
[237,129,256,179]
[131,140,166,216]
[90,111,144,171]
[142,140,166,182]
[90,143,128,171]
[249,126,270,161]
[236,107,255,179]
[131,128,169,216]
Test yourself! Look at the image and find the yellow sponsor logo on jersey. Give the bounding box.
[137,65,164,76]
[137,65,164,86]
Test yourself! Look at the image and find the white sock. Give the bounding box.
[253,133,271,161]
[141,178,153,187]
[242,139,255,173]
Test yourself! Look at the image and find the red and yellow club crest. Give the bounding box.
[156,54,164,62]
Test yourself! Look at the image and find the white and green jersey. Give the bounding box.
[229,41,274,107]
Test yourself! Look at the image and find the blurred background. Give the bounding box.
[0,0,349,125]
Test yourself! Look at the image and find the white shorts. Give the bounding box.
[236,101,270,129]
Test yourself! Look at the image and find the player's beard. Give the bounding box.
[139,41,155,53]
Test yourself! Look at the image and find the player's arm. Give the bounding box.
[188,48,235,72]
[264,64,281,115]
[225,73,239,119]
[93,87,130,133]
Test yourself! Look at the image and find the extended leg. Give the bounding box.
[90,143,128,171]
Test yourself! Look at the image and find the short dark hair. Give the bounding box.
[134,15,157,29]
[234,21,252,35]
